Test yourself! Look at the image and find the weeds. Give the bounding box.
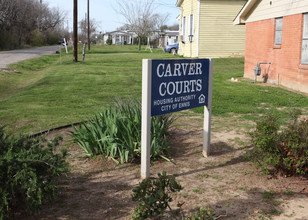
[185,207,216,220]
[131,171,183,219]
[0,125,69,219]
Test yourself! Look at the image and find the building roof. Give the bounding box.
[105,30,134,35]
[176,0,183,7]
[234,0,308,25]
[233,0,258,25]
[165,30,179,35]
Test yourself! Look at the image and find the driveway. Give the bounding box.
[0,45,63,68]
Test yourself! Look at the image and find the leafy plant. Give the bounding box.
[70,99,177,163]
[184,206,216,220]
[249,110,308,176]
[131,171,183,219]
[0,125,69,219]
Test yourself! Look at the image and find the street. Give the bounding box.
[0,45,64,68]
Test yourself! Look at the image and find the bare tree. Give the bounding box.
[115,0,168,50]
[0,0,17,29]
[0,0,66,49]
[39,4,65,32]
[152,13,170,32]
[79,18,97,42]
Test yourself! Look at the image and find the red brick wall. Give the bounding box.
[244,14,308,93]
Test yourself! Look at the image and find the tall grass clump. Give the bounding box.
[0,125,69,219]
[70,100,177,163]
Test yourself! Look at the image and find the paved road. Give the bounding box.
[0,45,63,68]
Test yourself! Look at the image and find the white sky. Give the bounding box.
[44,0,179,33]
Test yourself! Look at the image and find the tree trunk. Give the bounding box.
[138,36,141,51]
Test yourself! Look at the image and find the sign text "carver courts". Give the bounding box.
[156,62,203,96]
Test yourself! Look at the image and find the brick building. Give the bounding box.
[234,0,308,93]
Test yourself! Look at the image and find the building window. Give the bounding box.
[301,13,308,64]
[275,17,283,45]
[189,14,194,42]
[182,16,186,42]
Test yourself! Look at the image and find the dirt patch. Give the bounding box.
[0,68,21,73]
[33,115,308,220]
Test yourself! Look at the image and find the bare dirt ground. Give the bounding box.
[32,114,308,220]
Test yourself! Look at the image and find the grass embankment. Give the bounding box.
[0,44,307,134]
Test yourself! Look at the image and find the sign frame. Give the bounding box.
[141,58,213,179]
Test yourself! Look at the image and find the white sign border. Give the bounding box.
[141,58,213,179]
[141,59,152,179]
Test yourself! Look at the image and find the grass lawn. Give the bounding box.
[0,44,307,134]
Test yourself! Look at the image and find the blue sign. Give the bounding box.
[151,59,210,116]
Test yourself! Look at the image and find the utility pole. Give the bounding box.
[87,0,90,50]
[38,0,42,31]
[73,0,78,62]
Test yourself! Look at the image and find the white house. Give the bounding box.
[103,31,135,45]
[161,30,179,46]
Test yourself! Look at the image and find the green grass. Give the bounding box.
[0,45,176,133]
[0,44,307,134]
[192,58,308,121]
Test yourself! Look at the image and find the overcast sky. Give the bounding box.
[44,0,179,33]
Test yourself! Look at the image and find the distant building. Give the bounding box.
[103,31,135,45]
[234,0,308,93]
[159,30,179,47]
[176,0,246,58]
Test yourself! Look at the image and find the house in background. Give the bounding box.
[176,0,246,58]
[103,31,135,45]
[159,30,179,47]
[234,0,308,93]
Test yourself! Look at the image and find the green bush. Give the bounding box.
[29,30,44,46]
[131,171,183,219]
[70,100,176,163]
[249,111,308,176]
[106,38,112,45]
[45,33,59,45]
[133,36,147,45]
[0,125,69,219]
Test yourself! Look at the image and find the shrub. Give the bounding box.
[185,207,216,220]
[131,171,183,219]
[133,36,147,45]
[106,38,112,45]
[45,33,59,45]
[29,30,44,46]
[249,111,308,176]
[0,125,69,219]
[70,99,177,163]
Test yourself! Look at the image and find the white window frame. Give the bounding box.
[189,14,194,42]
[275,17,283,45]
[301,13,308,65]
[182,16,186,42]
